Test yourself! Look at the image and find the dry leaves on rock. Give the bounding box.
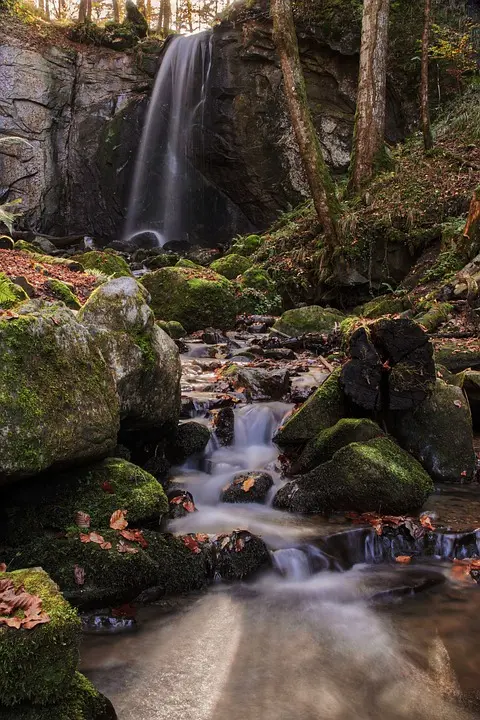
[346,512,436,538]
[450,558,480,583]
[79,532,112,550]
[0,578,50,630]
[119,529,148,549]
[242,478,255,492]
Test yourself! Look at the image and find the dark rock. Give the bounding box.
[125,0,148,37]
[11,275,35,297]
[167,421,211,464]
[214,406,235,446]
[0,236,14,250]
[264,348,297,361]
[221,471,273,504]
[202,327,228,344]
[167,489,196,519]
[222,364,290,402]
[213,530,271,581]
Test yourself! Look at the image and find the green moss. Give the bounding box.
[273,305,345,337]
[357,293,411,319]
[434,342,480,373]
[274,369,345,445]
[142,532,208,594]
[415,302,452,332]
[156,320,186,339]
[72,251,132,278]
[0,672,114,720]
[0,305,119,478]
[0,271,28,309]
[274,437,434,515]
[293,418,385,473]
[141,266,238,332]
[0,568,80,707]
[210,254,253,279]
[422,249,465,283]
[1,458,168,546]
[175,258,199,268]
[46,279,81,310]
[13,240,36,253]
[235,287,283,316]
[228,234,262,257]
[239,265,276,293]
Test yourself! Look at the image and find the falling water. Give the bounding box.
[124,31,213,248]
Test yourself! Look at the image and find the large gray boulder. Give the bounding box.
[386,380,476,483]
[0,301,119,482]
[79,277,181,429]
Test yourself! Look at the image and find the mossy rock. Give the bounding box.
[13,240,36,253]
[274,369,345,446]
[142,532,208,595]
[46,279,81,310]
[239,265,276,293]
[228,234,262,257]
[460,370,480,428]
[356,294,412,319]
[156,320,187,339]
[272,306,345,337]
[0,302,119,481]
[414,302,452,333]
[221,471,273,504]
[1,458,168,546]
[175,258,200,269]
[434,341,480,373]
[210,254,253,279]
[213,531,271,581]
[386,380,476,483]
[0,672,116,720]
[0,271,28,310]
[292,418,385,474]
[167,422,211,465]
[0,568,80,707]
[72,251,132,278]
[274,437,434,515]
[141,266,237,332]
[144,254,179,269]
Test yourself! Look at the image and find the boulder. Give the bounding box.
[461,370,480,428]
[221,471,273,504]
[212,530,271,581]
[141,266,238,332]
[274,437,434,515]
[72,251,132,278]
[222,364,290,402]
[0,301,119,482]
[274,369,345,446]
[228,235,262,257]
[356,293,412,319]
[0,568,81,707]
[434,341,480,373]
[1,458,168,546]
[0,271,28,309]
[292,418,385,474]
[156,320,186,339]
[211,253,253,279]
[0,672,116,720]
[79,277,181,430]
[272,306,345,337]
[386,380,476,483]
[214,406,235,446]
[239,265,276,293]
[45,278,81,309]
[167,422,212,465]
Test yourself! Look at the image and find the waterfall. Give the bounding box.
[124,31,213,248]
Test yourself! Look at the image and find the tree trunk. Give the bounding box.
[271,0,340,247]
[157,0,171,33]
[421,0,434,151]
[45,0,50,19]
[112,0,120,22]
[137,0,146,15]
[458,188,480,260]
[348,0,391,194]
[78,0,86,21]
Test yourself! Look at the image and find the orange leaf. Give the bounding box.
[395,555,412,564]
[74,511,91,529]
[89,532,106,545]
[100,541,112,550]
[181,535,201,554]
[110,510,128,530]
[419,514,435,531]
[79,533,91,543]
[117,540,139,554]
[119,529,148,549]
[242,478,255,492]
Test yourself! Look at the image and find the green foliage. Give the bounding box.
[422,249,464,282]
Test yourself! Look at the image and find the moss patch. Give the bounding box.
[46,279,81,310]
[0,568,80,707]
[273,305,345,337]
[228,234,262,257]
[210,254,253,279]
[156,320,187,339]
[72,251,132,278]
[0,271,27,309]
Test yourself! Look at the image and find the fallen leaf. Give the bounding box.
[0,578,50,630]
[117,540,139,554]
[242,478,255,492]
[119,529,148,549]
[74,511,91,529]
[183,500,196,513]
[454,400,463,408]
[110,509,128,530]
[74,565,85,586]
[181,535,201,554]
[102,481,114,494]
[100,541,112,550]
[235,537,245,552]
[419,514,436,531]
[0,564,6,573]
[89,532,107,545]
[395,555,412,564]
[79,533,91,543]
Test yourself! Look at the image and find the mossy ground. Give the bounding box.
[0,568,80,707]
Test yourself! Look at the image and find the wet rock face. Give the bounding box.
[221,471,273,504]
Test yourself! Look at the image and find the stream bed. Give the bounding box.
[80,332,480,720]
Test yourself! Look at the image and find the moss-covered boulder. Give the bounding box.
[274,369,345,446]
[221,472,273,504]
[292,418,385,474]
[79,277,181,429]
[386,380,476,483]
[357,293,412,319]
[156,320,186,339]
[7,530,208,609]
[141,266,238,332]
[274,437,434,514]
[210,254,253,279]
[0,271,28,309]
[167,422,211,465]
[239,265,276,293]
[434,341,480,373]
[0,569,81,707]
[212,530,271,581]
[228,234,262,257]
[175,258,200,269]
[272,305,345,337]
[461,370,480,428]
[73,251,132,278]
[0,302,119,482]
[45,279,81,310]
[13,240,36,253]
[1,458,168,546]
[0,672,116,720]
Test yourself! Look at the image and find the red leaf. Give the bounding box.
[79,533,91,543]
[0,564,6,573]
[183,500,195,513]
[0,578,51,630]
[181,535,201,554]
[102,481,114,494]
[110,510,128,530]
[119,529,148,549]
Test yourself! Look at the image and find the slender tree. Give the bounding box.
[271,0,340,246]
[112,0,120,22]
[348,0,391,194]
[421,0,434,150]
[157,0,172,34]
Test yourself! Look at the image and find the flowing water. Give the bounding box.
[81,340,480,719]
[124,31,212,248]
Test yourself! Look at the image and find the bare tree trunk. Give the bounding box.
[157,0,171,33]
[112,0,120,22]
[421,0,433,151]
[78,0,86,20]
[348,0,391,194]
[271,0,340,246]
[459,188,480,260]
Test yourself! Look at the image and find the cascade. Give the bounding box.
[124,31,213,248]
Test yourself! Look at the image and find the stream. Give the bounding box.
[80,333,480,720]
